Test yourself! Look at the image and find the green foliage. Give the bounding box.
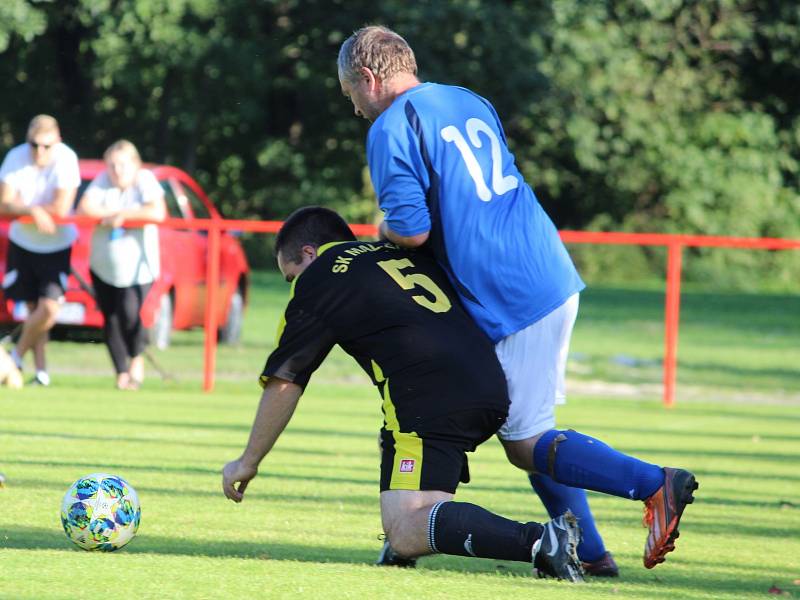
[0,0,48,52]
[519,0,800,287]
[1,0,798,287]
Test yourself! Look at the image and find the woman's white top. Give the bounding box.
[86,169,163,288]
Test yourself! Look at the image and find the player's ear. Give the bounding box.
[300,245,318,262]
[360,67,378,91]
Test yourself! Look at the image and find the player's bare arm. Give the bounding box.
[45,186,77,218]
[222,377,303,503]
[29,186,76,234]
[0,180,58,233]
[0,180,24,214]
[379,220,429,248]
[76,189,118,219]
[108,192,166,228]
[80,189,167,228]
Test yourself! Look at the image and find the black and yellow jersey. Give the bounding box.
[260,241,508,432]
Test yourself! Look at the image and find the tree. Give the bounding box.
[0,0,797,284]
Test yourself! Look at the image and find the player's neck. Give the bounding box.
[383,73,422,105]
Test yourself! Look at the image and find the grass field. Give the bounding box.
[1,273,799,599]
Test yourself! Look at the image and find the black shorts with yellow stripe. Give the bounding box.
[379,408,507,494]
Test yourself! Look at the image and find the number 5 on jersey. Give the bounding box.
[377,259,452,314]
[441,117,519,202]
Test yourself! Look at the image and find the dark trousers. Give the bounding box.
[90,271,151,375]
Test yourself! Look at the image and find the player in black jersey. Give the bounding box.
[221,207,584,582]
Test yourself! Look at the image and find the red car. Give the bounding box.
[0,160,249,347]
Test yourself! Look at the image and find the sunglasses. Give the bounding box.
[28,141,54,151]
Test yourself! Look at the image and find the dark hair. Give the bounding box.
[275,206,356,263]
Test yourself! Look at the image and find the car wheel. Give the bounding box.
[152,292,173,350]
[218,289,244,345]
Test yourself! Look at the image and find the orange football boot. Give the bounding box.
[643,467,699,568]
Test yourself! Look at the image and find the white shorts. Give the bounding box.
[495,293,579,441]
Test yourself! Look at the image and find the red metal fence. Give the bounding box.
[4,215,799,404]
[197,221,800,405]
[559,231,800,406]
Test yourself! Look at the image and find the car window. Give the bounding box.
[74,179,92,210]
[161,181,184,218]
[174,182,211,219]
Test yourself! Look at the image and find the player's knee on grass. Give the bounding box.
[380,489,453,558]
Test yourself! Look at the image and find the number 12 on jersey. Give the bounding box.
[440,117,519,202]
[377,258,452,314]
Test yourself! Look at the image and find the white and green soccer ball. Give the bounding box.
[60,473,141,551]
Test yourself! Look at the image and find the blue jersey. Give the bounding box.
[367,82,584,343]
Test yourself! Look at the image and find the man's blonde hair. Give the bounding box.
[103,139,141,165]
[337,25,417,82]
[27,115,60,139]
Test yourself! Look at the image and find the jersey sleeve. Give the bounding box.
[0,147,23,186]
[367,114,432,237]
[0,151,15,184]
[54,147,81,190]
[84,171,106,193]
[138,169,164,203]
[259,296,336,390]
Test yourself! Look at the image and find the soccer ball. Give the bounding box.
[60,473,141,551]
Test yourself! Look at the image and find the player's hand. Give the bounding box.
[30,205,56,234]
[222,458,258,503]
[101,212,126,228]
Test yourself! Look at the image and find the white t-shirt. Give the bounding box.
[0,142,80,252]
[86,169,163,288]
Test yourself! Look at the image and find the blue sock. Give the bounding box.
[529,473,606,562]
[533,429,664,500]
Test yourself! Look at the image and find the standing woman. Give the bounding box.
[77,140,166,390]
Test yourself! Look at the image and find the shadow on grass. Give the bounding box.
[690,467,800,483]
[9,455,800,510]
[0,526,522,579]
[577,424,800,444]
[9,476,380,510]
[0,525,376,565]
[0,428,245,450]
[1,415,378,440]
[672,406,800,423]
[0,428,368,459]
[613,445,800,463]
[1,525,788,595]
[676,360,800,384]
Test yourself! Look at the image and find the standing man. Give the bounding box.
[0,115,80,386]
[338,26,698,572]
[222,206,585,583]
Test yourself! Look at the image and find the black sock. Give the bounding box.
[428,501,544,562]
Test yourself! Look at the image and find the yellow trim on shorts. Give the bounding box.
[390,431,423,490]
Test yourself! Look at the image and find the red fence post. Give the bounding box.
[663,241,684,407]
[203,221,222,392]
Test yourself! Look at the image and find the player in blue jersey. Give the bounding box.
[338,25,698,573]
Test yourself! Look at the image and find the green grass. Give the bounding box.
[1,273,799,598]
[572,282,800,397]
[1,387,799,599]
